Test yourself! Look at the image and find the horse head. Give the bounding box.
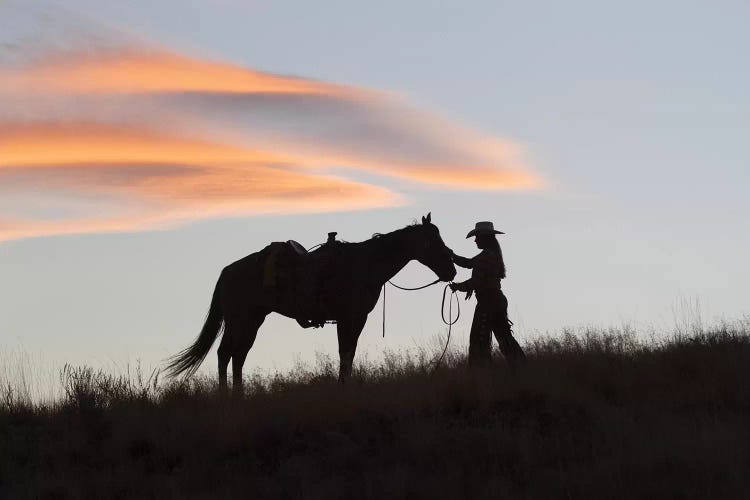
[412,213,457,282]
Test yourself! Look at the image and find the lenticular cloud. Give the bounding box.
[0,41,541,241]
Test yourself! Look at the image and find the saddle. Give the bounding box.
[262,233,343,320]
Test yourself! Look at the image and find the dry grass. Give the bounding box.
[2,322,750,499]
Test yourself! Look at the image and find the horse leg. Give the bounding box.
[231,311,267,398]
[217,329,231,395]
[336,315,367,383]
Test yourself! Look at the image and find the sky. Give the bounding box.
[1,0,748,386]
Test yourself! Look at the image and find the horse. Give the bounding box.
[166,213,457,395]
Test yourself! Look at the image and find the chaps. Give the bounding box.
[470,290,525,366]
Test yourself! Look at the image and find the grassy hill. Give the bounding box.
[2,323,749,499]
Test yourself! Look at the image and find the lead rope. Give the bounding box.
[433,283,460,372]
[382,280,460,372]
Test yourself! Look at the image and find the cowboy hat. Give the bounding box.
[466,221,504,238]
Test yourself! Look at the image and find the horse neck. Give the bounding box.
[357,229,416,286]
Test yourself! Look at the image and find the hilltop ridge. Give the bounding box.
[2,324,749,499]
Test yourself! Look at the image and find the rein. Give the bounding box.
[382,279,460,372]
[307,236,461,371]
[387,278,440,291]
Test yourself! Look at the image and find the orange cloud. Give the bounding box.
[0,216,154,242]
[397,165,541,190]
[0,121,291,168]
[0,42,544,242]
[257,136,542,190]
[0,49,360,97]
[0,122,400,241]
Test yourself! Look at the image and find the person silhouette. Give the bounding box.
[450,222,526,367]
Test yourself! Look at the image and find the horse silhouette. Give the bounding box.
[166,214,457,395]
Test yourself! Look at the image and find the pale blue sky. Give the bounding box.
[1,0,748,378]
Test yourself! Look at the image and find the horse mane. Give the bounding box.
[371,221,420,240]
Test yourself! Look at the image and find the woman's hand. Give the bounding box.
[450,251,474,269]
[449,281,474,300]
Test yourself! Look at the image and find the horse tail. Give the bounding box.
[165,272,225,379]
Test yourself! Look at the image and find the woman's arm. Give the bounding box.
[450,250,474,269]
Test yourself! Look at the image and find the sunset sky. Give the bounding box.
[1,0,748,385]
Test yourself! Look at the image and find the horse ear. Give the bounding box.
[422,212,432,224]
